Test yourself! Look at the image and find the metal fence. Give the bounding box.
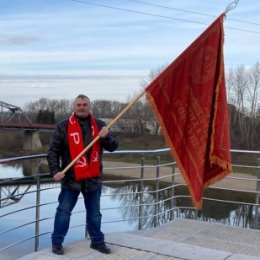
[0,148,259,258]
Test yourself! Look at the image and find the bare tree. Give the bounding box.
[227,62,260,148]
[91,99,125,118]
[48,99,73,122]
[248,62,260,147]
[23,98,72,123]
[121,65,169,135]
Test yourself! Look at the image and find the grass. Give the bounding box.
[232,166,259,175]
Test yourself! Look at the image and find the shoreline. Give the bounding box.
[103,160,258,192]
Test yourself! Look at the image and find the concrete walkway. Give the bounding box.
[17,219,260,260]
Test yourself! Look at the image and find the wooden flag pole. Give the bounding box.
[61,89,146,175]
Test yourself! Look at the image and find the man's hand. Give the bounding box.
[99,126,109,138]
[53,171,65,182]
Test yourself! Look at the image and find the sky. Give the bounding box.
[0,0,259,108]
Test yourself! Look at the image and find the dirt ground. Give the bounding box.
[103,160,259,192]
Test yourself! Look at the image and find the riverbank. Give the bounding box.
[103,160,259,192]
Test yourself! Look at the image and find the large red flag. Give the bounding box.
[145,14,232,209]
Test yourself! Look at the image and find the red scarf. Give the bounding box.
[68,114,101,181]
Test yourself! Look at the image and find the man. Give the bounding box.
[47,94,118,255]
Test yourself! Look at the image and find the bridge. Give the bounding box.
[0,100,55,151]
[0,122,55,131]
[17,219,260,260]
[0,100,31,124]
[0,100,55,130]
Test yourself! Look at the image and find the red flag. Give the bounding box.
[145,14,232,209]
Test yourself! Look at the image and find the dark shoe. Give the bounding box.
[90,242,111,254]
[52,243,64,255]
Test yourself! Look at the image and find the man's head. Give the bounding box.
[73,94,91,118]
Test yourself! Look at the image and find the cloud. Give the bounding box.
[0,35,41,45]
[0,46,177,76]
[0,73,146,107]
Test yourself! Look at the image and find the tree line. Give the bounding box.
[22,96,159,135]
[21,63,259,150]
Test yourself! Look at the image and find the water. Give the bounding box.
[0,160,259,259]
[0,161,138,259]
[0,162,23,178]
[0,184,137,259]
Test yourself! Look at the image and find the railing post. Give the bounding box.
[256,159,260,205]
[254,158,260,229]
[154,155,160,228]
[138,156,144,230]
[1,105,3,124]
[34,173,41,252]
[170,161,176,220]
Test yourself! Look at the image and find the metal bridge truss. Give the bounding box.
[0,100,32,124]
[0,183,32,208]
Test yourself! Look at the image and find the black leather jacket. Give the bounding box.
[47,115,118,192]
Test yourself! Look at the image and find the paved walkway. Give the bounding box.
[17,219,260,260]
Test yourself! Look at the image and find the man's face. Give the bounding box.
[74,97,90,118]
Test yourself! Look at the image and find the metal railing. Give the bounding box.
[0,148,259,259]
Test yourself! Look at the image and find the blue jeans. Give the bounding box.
[52,187,104,245]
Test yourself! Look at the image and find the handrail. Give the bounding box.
[0,154,47,164]
[0,148,259,259]
[1,148,260,164]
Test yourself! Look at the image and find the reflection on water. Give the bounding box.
[0,159,49,179]
[109,181,259,230]
[0,162,23,178]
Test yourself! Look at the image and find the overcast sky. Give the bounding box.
[0,0,259,107]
